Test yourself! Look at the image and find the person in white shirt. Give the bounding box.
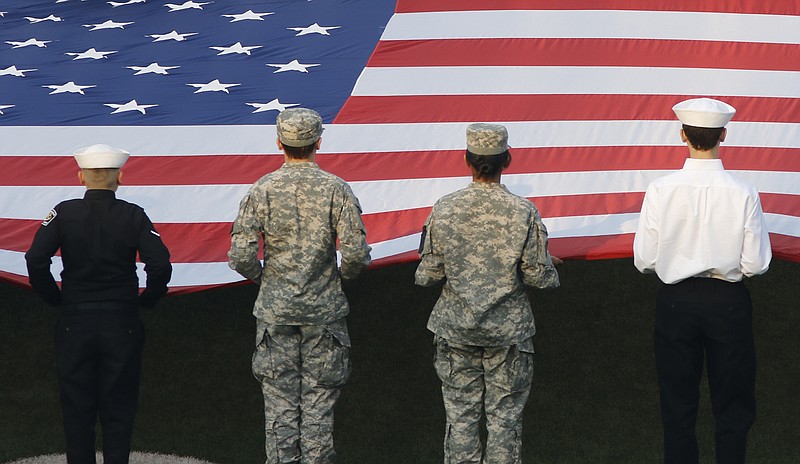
[633,98,771,464]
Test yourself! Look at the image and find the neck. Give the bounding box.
[284,153,316,163]
[472,174,502,184]
[688,146,719,159]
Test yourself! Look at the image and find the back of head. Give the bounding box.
[276,108,324,159]
[466,123,510,179]
[73,143,129,189]
[672,98,735,151]
[81,168,120,189]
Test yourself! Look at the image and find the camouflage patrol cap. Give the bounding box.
[276,108,324,147]
[466,123,509,155]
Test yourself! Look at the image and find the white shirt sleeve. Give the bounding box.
[740,192,772,277]
[633,184,658,274]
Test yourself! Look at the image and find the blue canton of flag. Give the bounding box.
[0,1,393,125]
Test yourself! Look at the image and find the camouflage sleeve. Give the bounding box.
[520,208,560,289]
[335,183,371,280]
[414,213,445,287]
[228,192,263,282]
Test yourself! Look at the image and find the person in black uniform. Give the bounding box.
[25,144,172,464]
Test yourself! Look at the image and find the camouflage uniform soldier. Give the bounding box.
[228,108,371,464]
[416,123,560,464]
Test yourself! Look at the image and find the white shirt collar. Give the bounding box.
[683,158,724,170]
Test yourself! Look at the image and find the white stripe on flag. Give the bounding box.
[5,121,799,156]
[350,66,800,98]
[383,10,800,44]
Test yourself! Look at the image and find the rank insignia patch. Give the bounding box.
[42,209,57,226]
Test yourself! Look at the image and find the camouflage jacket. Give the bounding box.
[229,162,371,325]
[415,182,559,346]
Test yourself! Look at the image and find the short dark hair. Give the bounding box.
[682,125,725,151]
[466,150,509,179]
[282,142,316,159]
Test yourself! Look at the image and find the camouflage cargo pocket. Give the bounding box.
[506,337,535,393]
[433,336,457,387]
[251,320,274,381]
[316,320,351,388]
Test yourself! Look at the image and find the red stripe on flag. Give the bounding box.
[0,220,235,263]
[367,39,800,72]
[395,0,800,15]
[760,194,800,218]
[0,219,39,253]
[7,194,794,255]
[335,95,800,124]
[770,234,800,263]
[4,146,797,186]
[549,233,635,260]
[362,207,431,243]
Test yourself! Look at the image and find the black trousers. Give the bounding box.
[55,307,145,464]
[654,278,756,464]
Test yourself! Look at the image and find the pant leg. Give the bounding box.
[253,321,303,464]
[701,281,756,464]
[482,339,534,464]
[299,320,351,464]
[434,337,485,464]
[654,284,705,464]
[56,314,101,464]
[97,313,145,464]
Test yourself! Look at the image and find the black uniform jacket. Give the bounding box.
[25,189,172,308]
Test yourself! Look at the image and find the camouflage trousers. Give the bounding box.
[252,318,351,464]
[434,336,535,464]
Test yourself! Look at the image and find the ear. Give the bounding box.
[78,170,86,185]
[719,128,727,143]
[504,153,512,169]
[117,170,124,186]
[315,138,322,150]
[276,138,283,151]
[680,129,688,144]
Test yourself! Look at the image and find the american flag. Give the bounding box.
[1,0,799,293]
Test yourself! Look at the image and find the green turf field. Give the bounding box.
[1,258,798,463]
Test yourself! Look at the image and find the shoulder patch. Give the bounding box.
[42,209,57,226]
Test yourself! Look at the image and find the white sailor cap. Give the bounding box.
[73,144,130,169]
[672,98,736,128]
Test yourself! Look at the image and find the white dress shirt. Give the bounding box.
[633,158,771,284]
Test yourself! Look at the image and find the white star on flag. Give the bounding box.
[6,38,51,49]
[0,105,14,115]
[288,23,340,36]
[148,31,198,42]
[210,42,262,56]
[165,1,209,12]
[187,79,241,93]
[25,15,63,23]
[222,10,274,22]
[0,12,6,17]
[127,63,180,75]
[104,99,158,114]
[83,20,134,31]
[109,0,146,6]
[43,82,96,95]
[246,99,299,113]
[0,65,37,77]
[66,48,118,60]
[267,60,320,73]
